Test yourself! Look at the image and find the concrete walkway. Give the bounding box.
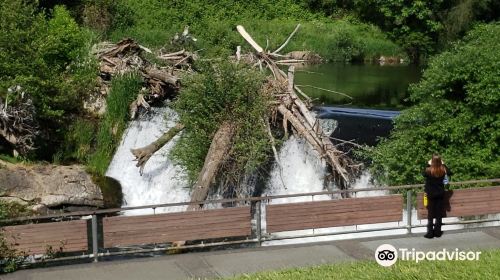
[4,227,500,280]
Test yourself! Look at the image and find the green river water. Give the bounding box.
[294,63,422,109]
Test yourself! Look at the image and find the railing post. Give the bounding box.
[91,214,99,262]
[406,191,412,234]
[255,200,262,246]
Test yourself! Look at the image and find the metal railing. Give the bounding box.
[1,178,499,264]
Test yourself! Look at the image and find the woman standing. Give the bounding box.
[423,154,452,238]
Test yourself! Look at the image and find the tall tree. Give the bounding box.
[366,23,500,185]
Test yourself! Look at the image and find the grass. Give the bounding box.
[53,118,97,164]
[229,250,500,280]
[0,154,23,164]
[108,1,403,62]
[87,72,143,176]
[171,61,271,184]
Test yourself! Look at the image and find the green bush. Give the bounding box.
[56,118,97,163]
[365,23,500,185]
[171,61,271,184]
[0,1,97,159]
[0,236,25,273]
[0,201,32,273]
[0,202,32,221]
[87,73,143,175]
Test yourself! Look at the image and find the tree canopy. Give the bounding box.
[366,23,500,185]
[0,1,96,159]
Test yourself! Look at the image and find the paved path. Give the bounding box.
[3,227,500,280]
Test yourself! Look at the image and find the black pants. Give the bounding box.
[427,197,444,233]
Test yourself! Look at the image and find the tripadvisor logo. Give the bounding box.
[375,244,481,267]
[375,244,398,267]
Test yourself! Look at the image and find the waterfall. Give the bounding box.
[263,118,344,201]
[263,136,334,203]
[106,109,383,214]
[106,107,190,215]
[261,133,398,246]
[104,108,477,244]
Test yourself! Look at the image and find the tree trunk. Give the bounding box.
[130,123,184,175]
[188,121,236,211]
[142,67,179,87]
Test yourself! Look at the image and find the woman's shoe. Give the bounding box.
[424,232,434,239]
[434,230,443,238]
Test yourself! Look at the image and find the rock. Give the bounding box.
[0,162,104,214]
[83,77,108,116]
[378,56,403,65]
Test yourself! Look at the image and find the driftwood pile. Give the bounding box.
[93,38,184,119]
[238,25,357,189]
[234,24,322,67]
[0,86,38,156]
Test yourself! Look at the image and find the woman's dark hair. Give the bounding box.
[426,154,446,178]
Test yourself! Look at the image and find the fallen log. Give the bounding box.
[142,68,179,87]
[93,38,186,117]
[131,123,185,175]
[272,24,301,54]
[285,51,323,63]
[188,121,236,210]
[105,39,139,57]
[129,93,150,119]
[160,49,185,58]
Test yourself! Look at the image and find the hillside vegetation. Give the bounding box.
[106,0,403,62]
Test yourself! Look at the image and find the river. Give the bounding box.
[295,62,422,109]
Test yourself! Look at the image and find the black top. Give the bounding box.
[423,165,452,199]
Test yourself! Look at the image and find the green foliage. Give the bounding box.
[0,155,24,165]
[0,201,32,273]
[299,0,357,17]
[230,250,500,280]
[80,0,136,34]
[365,23,500,185]
[171,61,271,184]
[0,238,25,273]
[56,118,97,163]
[87,73,143,176]
[107,0,402,61]
[354,0,447,63]
[0,201,33,221]
[300,0,499,62]
[0,1,98,159]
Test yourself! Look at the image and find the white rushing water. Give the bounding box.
[106,107,190,215]
[264,135,332,203]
